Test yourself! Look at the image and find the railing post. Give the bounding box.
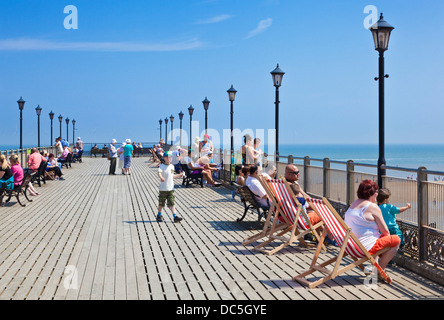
[346,160,355,206]
[323,157,330,199]
[288,155,293,164]
[417,166,428,262]
[304,156,310,193]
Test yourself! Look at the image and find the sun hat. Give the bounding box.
[125,139,131,144]
[163,151,172,157]
[111,139,117,143]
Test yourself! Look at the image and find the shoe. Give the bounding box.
[59,177,65,181]
[324,237,337,246]
[174,216,183,223]
[303,233,317,244]
[156,215,163,222]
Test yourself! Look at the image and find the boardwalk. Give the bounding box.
[1,157,443,301]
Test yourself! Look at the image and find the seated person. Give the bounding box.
[232,164,246,200]
[245,165,270,210]
[0,154,15,190]
[58,145,70,162]
[27,148,46,172]
[183,153,221,187]
[345,180,400,279]
[9,154,40,196]
[261,163,277,180]
[47,153,64,180]
[195,156,221,187]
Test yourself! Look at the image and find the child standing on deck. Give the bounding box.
[157,151,185,223]
[377,188,411,247]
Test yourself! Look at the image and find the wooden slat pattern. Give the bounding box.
[0,157,443,300]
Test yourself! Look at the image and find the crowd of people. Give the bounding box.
[0,136,80,204]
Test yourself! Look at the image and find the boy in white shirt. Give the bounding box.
[157,151,185,222]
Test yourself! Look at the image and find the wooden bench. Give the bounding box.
[236,185,269,227]
[90,148,108,157]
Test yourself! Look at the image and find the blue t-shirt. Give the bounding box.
[379,203,400,228]
[124,144,134,157]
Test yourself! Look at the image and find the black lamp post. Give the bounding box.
[65,118,70,143]
[49,111,54,146]
[72,119,76,145]
[58,115,63,138]
[178,111,184,147]
[270,64,285,163]
[159,119,163,142]
[164,117,168,145]
[202,97,210,134]
[17,97,25,152]
[370,13,394,188]
[188,105,194,150]
[227,85,237,181]
[35,105,42,148]
[169,115,174,145]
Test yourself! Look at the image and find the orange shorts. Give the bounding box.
[368,235,400,255]
[308,211,321,226]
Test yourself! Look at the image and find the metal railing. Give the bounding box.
[215,149,444,270]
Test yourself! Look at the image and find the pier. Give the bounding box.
[1,156,443,300]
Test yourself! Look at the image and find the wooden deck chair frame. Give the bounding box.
[242,175,287,247]
[293,197,391,288]
[246,176,325,255]
[149,151,162,167]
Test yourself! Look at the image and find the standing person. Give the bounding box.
[55,137,63,157]
[76,137,84,150]
[123,139,134,175]
[377,188,411,248]
[199,134,213,156]
[156,151,184,223]
[117,142,126,175]
[108,139,118,175]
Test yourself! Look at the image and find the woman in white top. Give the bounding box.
[344,180,400,280]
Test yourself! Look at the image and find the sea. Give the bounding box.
[2,143,444,178]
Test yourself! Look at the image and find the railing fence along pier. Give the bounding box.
[215,148,444,285]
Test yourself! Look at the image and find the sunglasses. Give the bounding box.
[290,171,300,175]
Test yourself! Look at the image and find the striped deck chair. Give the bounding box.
[242,175,286,246]
[293,197,392,288]
[250,177,324,255]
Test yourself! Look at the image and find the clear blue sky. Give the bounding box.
[1,0,443,149]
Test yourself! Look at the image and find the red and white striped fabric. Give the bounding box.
[268,179,309,231]
[308,198,365,258]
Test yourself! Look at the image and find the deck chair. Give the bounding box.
[293,197,392,288]
[149,151,162,167]
[242,176,285,246]
[246,176,325,255]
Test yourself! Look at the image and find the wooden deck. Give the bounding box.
[1,157,444,301]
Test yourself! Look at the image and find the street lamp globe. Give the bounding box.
[370,13,394,52]
[227,85,237,102]
[270,64,285,87]
[35,105,42,116]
